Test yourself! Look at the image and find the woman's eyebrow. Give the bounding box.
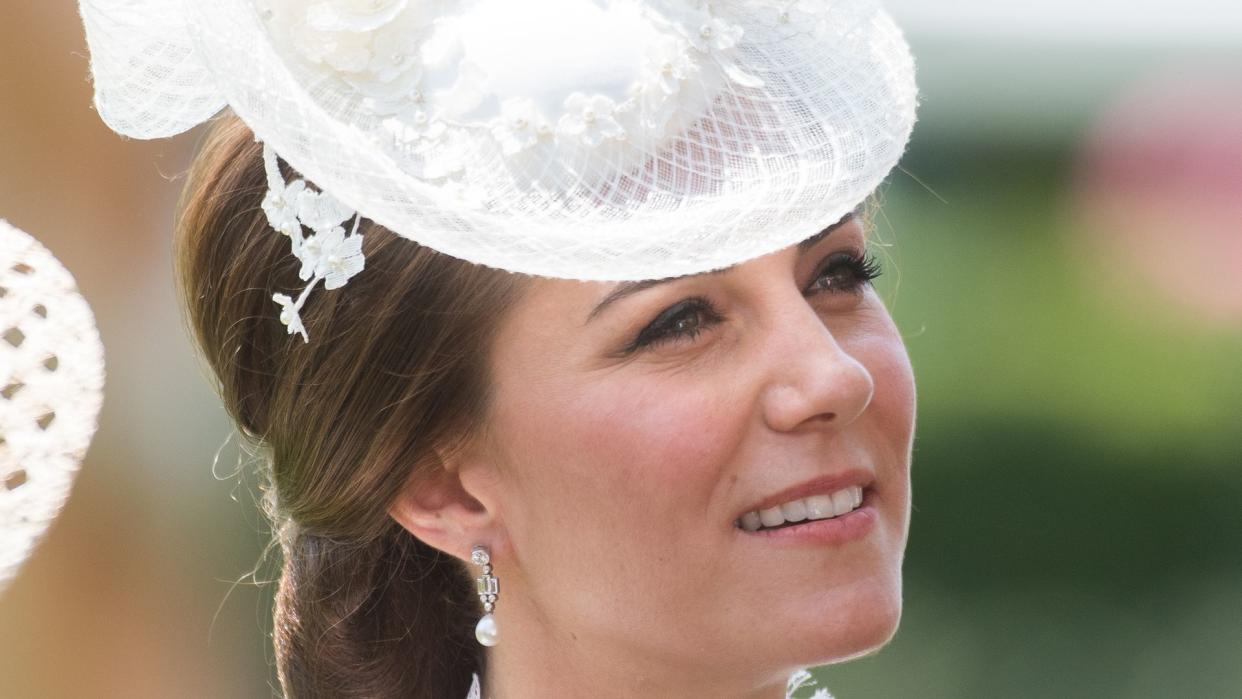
[584,267,729,325]
[584,212,855,324]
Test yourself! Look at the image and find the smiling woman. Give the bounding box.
[81,0,918,696]
[435,210,916,694]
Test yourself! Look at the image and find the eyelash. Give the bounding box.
[622,250,883,354]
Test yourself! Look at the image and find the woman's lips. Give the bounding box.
[737,469,873,515]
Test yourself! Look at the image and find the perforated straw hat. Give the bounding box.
[79,0,917,340]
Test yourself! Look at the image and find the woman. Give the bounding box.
[84,0,918,696]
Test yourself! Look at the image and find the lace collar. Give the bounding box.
[466,668,832,698]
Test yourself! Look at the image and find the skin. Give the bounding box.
[391,215,916,698]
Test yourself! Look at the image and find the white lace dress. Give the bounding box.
[465,668,834,698]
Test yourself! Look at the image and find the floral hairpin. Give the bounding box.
[261,142,365,342]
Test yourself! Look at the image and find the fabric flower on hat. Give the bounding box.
[304,0,409,33]
[645,36,698,96]
[558,93,626,147]
[265,0,429,115]
[656,7,759,87]
[353,25,427,114]
[653,3,743,54]
[491,98,551,156]
[382,106,448,150]
[749,0,826,37]
[684,16,744,53]
[627,35,699,137]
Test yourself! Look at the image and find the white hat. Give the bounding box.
[79,0,917,340]
[0,220,105,594]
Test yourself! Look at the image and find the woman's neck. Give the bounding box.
[478,617,793,699]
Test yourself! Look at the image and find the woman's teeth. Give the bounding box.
[737,486,864,532]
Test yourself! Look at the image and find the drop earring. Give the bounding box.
[471,545,499,646]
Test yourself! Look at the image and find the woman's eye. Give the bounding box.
[625,297,722,354]
[621,251,879,355]
[807,250,882,295]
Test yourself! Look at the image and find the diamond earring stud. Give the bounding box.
[471,545,499,646]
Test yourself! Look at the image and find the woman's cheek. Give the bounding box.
[839,308,914,433]
[561,375,743,499]
[870,331,916,456]
[500,373,744,619]
[501,368,743,551]
[850,322,915,541]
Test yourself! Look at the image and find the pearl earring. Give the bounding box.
[471,545,499,646]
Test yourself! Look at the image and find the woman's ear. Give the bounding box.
[387,449,507,564]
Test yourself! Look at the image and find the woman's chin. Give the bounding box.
[833,603,903,664]
[792,580,904,667]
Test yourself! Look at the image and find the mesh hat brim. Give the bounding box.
[79,0,226,138]
[89,0,917,281]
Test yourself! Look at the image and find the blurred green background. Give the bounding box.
[1,2,1239,697]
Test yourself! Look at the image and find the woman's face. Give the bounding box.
[464,215,915,682]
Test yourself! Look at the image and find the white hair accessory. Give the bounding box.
[79,0,917,340]
[0,220,105,594]
[464,664,834,698]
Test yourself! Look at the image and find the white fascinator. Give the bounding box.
[0,220,105,594]
[78,0,917,339]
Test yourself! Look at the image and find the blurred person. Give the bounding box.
[79,0,919,696]
[1075,68,1242,324]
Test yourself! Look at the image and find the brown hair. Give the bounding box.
[174,113,526,698]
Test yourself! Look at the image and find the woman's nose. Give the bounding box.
[759,299,875,434]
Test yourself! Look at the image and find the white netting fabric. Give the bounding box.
[465,667,833,698]
[0,220,105,594]
[81,0,916,281]
[78,0,226,138]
